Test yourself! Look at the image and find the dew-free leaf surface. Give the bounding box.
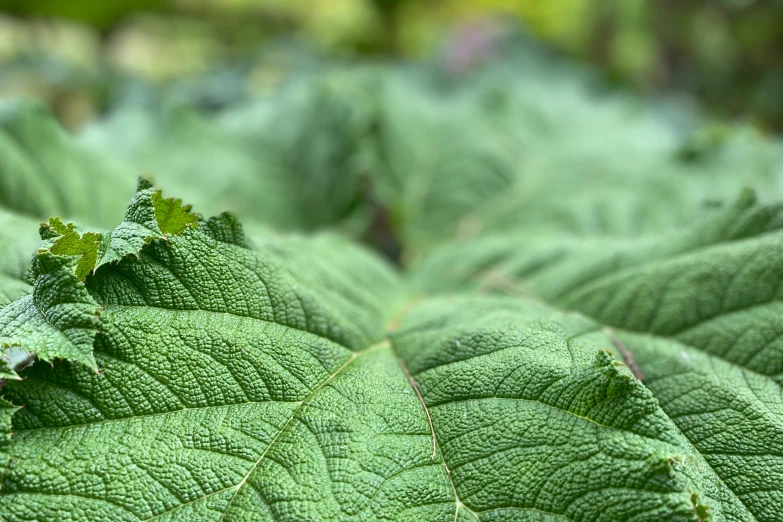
[2,185,780,521]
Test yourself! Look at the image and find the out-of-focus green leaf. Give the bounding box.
[0,99,136,227]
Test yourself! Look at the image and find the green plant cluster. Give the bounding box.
[0,44,781,521]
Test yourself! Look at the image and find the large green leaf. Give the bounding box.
[1,186,775,521]
[411,190,783,296]
[0,182,199,370]
[0,187,434,521]
[2,38,782,522]
[391,297,741,521]
[412,191,783,521]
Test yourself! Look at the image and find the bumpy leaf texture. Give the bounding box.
[1,186,779,521]
[0,181,199,370]
[413,190,783,521]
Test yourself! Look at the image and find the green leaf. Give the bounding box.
[0,207,41,307]
[411,190,783,296]
[0,99,136,227]
[40,219,102,283]
[3,43,783,522]
[40,180,198,281]
[1,192,446,521]
[79,72,374,234]
[412,191,783,521]
[391,297,732,521]
[554,235,783,520]
[371,67,783,253]
[1,187,772,521]
[0,184,198,369]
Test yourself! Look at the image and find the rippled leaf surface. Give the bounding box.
[2,185,780,521]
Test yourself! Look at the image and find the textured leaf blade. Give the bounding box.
[0,198,456,521]
[391,297,722,521]
[0,184,199,369]
[618,332,782,522]
[0,256,99,368]
[410,193,783,521]
[3,184,780,521]
[40,180,199,280]
[558,234,783,520]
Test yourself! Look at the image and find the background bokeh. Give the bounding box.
[2,0,782,130]
[0,0,782,264]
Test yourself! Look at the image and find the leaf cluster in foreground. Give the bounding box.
[0,181,780,521]
[0,44,782,522]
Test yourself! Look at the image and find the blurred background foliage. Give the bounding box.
[1,0,782,130]
[0,0,781,265]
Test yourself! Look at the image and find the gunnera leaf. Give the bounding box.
[411,190,783,521]
[0,186,764,521]
[0,181,198,370]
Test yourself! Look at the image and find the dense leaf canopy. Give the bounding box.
[0,44,781,521]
